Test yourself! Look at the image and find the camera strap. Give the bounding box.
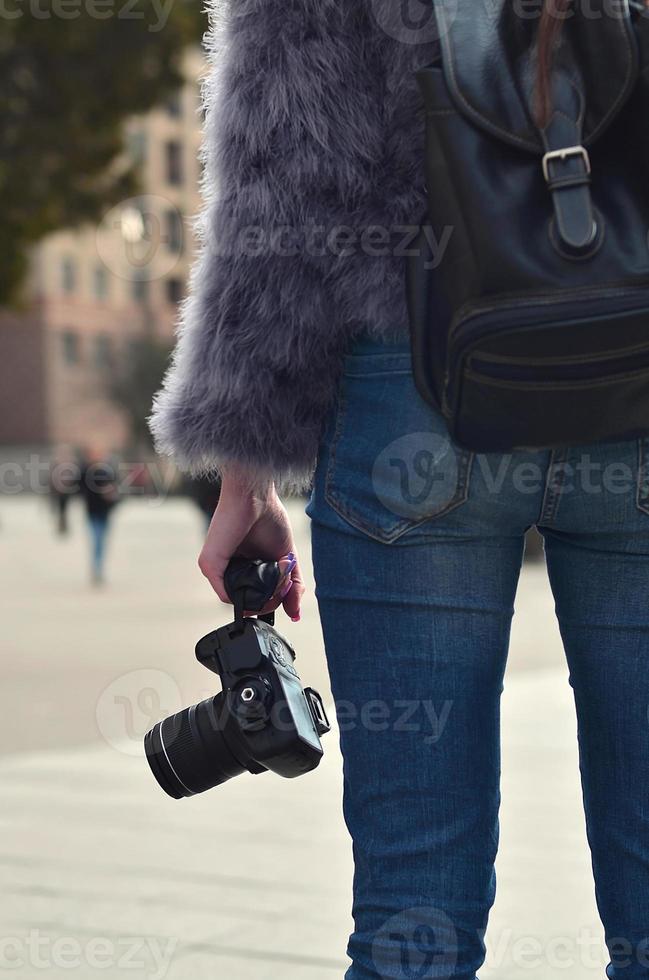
[232,590,247,634]
[231,589,275,634]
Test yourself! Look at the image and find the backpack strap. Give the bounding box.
[541,75,598,257]
[432,0,639,150]
[430,0,640,258]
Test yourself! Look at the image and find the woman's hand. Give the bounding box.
[198,466,304,621]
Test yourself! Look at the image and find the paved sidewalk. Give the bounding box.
[1,722,352,980]
[0,497,610,978]
[1,669,607,980]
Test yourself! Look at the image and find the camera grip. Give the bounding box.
[224,557,280,625]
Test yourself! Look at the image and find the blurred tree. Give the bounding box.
[0,1,205,304]
[108,336,172,450]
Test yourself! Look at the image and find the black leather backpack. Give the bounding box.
[407,0,649,452]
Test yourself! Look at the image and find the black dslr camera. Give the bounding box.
[144,557,330,799]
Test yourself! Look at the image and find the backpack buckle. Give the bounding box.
[542,145,591,183]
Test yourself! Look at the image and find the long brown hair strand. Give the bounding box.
[535,0,572,127]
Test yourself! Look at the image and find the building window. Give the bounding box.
[94,334,113,369]
[165,209,184,254]
[166,91,182,118]
[165,140,183,186]
[61,257,77,294]
[93,265,109,301]
[132,277,149,303]
[126,129,148,167]
[61,330,80,365]
[165,278,184,305]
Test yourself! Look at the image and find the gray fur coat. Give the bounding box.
[149,0,437,492]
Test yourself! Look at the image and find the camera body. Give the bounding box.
[145,558,329,799]
[197,616,329,777]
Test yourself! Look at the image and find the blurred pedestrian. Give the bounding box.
[49,444,79,536]
[187,474,221,531]
[78,448,120,585]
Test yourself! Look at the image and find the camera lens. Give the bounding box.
[144,694,246,799]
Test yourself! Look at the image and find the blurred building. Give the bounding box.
[0,47,204,453]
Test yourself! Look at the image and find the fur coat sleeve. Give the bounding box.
[149,0,430,493]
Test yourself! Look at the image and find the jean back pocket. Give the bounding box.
[323,346,473,543]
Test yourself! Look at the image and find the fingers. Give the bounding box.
[273,554,296,602]
[197,485,305,624]
[282,553,305,622]
[198,500,256,602]
[249,550,304,620]
[197,547,230,604]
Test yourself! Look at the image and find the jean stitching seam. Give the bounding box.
[324,365,473,541]
[323,384,348,508]
[343,369,412,380]
[539,448,569,526]
[637,437,649,515]
[325,446,474,544]
[324,492,413,543]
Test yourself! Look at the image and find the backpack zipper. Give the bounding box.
[449,281,649,346]
[469,343,649,383]
[445,283,649,409]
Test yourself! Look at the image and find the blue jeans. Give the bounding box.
[306,334,649,979]
[87,514,110,580]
